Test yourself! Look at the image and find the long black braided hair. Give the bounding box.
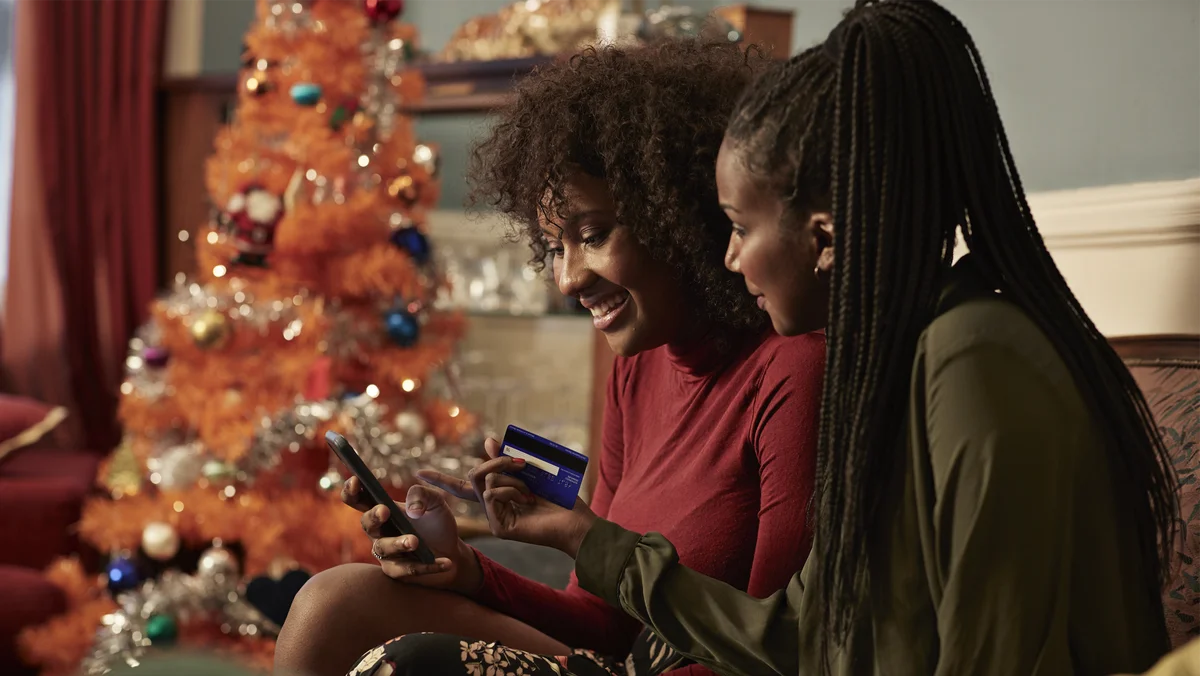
[726,0,1177,664]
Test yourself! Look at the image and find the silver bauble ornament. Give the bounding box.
[393,410,427,438]
[154,443,204,489]
[197,544,240,583]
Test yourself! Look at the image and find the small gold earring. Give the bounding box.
[813,265,821,280]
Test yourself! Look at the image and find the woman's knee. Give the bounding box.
[285,563,385,634]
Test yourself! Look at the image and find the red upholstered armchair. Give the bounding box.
[0,395,105,675]
[1114,336,1200,648]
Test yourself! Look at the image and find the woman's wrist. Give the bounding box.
[452,538,485,596]
[559,510,599,559]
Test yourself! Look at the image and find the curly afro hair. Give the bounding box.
[468,39,769,345]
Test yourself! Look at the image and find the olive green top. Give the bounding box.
[575,258,1170,676]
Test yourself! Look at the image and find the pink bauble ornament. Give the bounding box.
[363,0,403,23]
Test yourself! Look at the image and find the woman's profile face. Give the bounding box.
[541,173,689,357]
[716,140,831,337]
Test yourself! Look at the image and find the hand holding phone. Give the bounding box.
[327,431,436,563]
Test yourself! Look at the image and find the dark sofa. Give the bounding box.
[0,397,102,676]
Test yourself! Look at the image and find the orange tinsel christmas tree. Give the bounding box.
[18,1,481,673]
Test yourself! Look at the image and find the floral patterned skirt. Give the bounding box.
[346,628,690,676]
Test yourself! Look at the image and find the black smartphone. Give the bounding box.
[325,431,437,565]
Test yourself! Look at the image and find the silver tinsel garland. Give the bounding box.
[81,565,277,675]
[147,275,439,365]
[120,272,481,495]
[133,389,481,498]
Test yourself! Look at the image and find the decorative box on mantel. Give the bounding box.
[714,4,795,58]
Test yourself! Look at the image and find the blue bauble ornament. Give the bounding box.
[383,308,420,347]
[106,556,140,593]
[389,226,430,265]
[145,614,178,644]
[290,82,322,106]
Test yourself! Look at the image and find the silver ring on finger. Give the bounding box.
[371,539,385,561]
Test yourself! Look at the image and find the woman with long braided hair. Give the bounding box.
[460,1,1179,674]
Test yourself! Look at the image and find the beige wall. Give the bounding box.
[1028,178,1200,339]
[163,0,204,79]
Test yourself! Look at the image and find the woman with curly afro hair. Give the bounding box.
[275,39,830,676]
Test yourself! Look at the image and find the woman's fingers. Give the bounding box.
[360,504,389,539]
[483,437,502,459]
[341,476,374,512]
[483,471,532,494]
[415,449,525,504]
[382,557,454,579]
[468,456,525,497]
[404,484,448,518]
[415,469,478,502]
[483,486,531,507]
[373,534,421,559]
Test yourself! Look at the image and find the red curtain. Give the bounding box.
[3,0,166,450]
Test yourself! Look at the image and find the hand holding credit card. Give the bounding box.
[497,425,589,510]
[416,427,597,555]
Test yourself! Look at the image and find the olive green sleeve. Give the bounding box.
[923,343,1079,676]
[575,518,804,676]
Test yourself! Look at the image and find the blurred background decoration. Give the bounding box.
[435,0,753,63]
[17,1,489,674]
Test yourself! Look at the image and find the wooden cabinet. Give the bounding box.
[159,78,234,285]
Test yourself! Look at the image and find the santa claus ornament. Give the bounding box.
[363,0,403,24]
[225,184,284,267]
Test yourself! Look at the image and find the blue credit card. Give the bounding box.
[500,425,588,510]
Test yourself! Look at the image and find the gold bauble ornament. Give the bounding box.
[190,310,229,349]
[386,175,417,201]
[103,437,143,498]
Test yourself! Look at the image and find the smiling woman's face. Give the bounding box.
[716,140,832,337]
[542,173,689,357]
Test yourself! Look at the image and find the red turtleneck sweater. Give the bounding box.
[473,330,824,670]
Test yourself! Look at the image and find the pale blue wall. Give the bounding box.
[201,0,254,73]
[198,0,1200,205]
[759,0,1200,192]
